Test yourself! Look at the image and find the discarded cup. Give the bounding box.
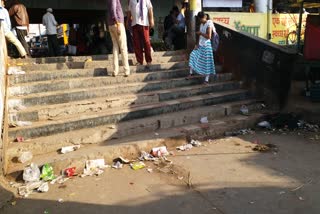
[18,151,33,163]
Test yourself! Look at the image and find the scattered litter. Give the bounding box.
[298,196,305,201]
[18,151,33,163]
[147,168,153,173]
[37,182,49,193]
[112,161,123,169]
[279,191,286,195]
[249,201,255,204]
[18,181,43,197]
[190,139,202,147]
[11,201,17,206]
[113,156,132,164]
[60,145,81,154]
[50,176,69,185]
[258,121,271,129]
[154,132,159,136]
[177,144,193,151]
[10,121,32,127]
[15,136,24,143]
[58,198,64,203]
[139,151,157,161]
[82,159,109,177]
[23,163,41,183]
[130,162,146,170]
[65,167,77,177]
[240,105,249,116]
[8,66,26,75]
[252,143,277,152]
[225,129,254,136]
[200,116,209,124]
[178,176,184,180]
[40,164,55,181]
[44,210,49,214]
[151,146,169,157]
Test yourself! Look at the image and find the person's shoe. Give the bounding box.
[124,73,130,77]
[203,80,209,85]
[146,62,152,69]
[112,72,118,77]
[135,62,142,66]
[185,74,195,80]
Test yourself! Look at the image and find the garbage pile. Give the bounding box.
[14,141,203,197]
[257,113,319,132]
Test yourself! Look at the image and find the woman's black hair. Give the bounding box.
[197,11,205,19]
[205,13,210,20]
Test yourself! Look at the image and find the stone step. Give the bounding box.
[8,89,250,141]
[16,61,188,73]
[9,50,186,65]
[9,68,189,96]
[11,81,241,122]
[5,110,263,176]
[9,64,223,85]
[8,73,233,109]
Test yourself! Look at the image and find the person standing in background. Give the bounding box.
[127,0,154,66]
[8,0,30,56]
[42,8,60,56]
[107,0,130,77]
[0,0,28,58]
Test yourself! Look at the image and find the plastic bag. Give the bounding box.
[40,163,55,181]
[23,163,40,183]
[18,151,33,163]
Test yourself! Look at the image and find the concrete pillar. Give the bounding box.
[187,0,202,51]
[254,0,267,13]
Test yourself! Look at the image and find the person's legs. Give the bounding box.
[142,26,152,64]
[118,23,130,76]
[5,32,27,57]
[109,25,120,76]
[16,28,31,56]
[47,35,54,57]
[52,35,60,56]
[132,25,143,64]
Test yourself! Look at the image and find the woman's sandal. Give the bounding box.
[185,74,195,80]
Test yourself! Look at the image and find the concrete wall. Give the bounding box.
[214,22,298,109]
[0,23,7,149]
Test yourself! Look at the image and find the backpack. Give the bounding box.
[211,31,219,52]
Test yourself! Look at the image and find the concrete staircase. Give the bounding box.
[4,50,263,176]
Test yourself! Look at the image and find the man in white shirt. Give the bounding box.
[42,8,60,56]
[127,0,154,66]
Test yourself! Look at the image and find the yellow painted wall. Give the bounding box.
[207,12,307,45]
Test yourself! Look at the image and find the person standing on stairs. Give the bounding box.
[42,8,60,57]
[127,0,154,66]
[186,12,216,85]
[107,0,131,77]
[0,0,28,58]
[8,0,31,56]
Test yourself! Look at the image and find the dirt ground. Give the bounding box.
[1,131,320,214]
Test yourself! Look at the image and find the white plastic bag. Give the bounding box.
[23,163,40,183]
[18,151,33,163]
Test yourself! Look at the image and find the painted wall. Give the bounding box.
[208,12,307,45]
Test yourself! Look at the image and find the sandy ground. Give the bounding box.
[1,131,320,214]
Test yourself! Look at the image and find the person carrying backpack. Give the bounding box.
[186,12,216,84]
